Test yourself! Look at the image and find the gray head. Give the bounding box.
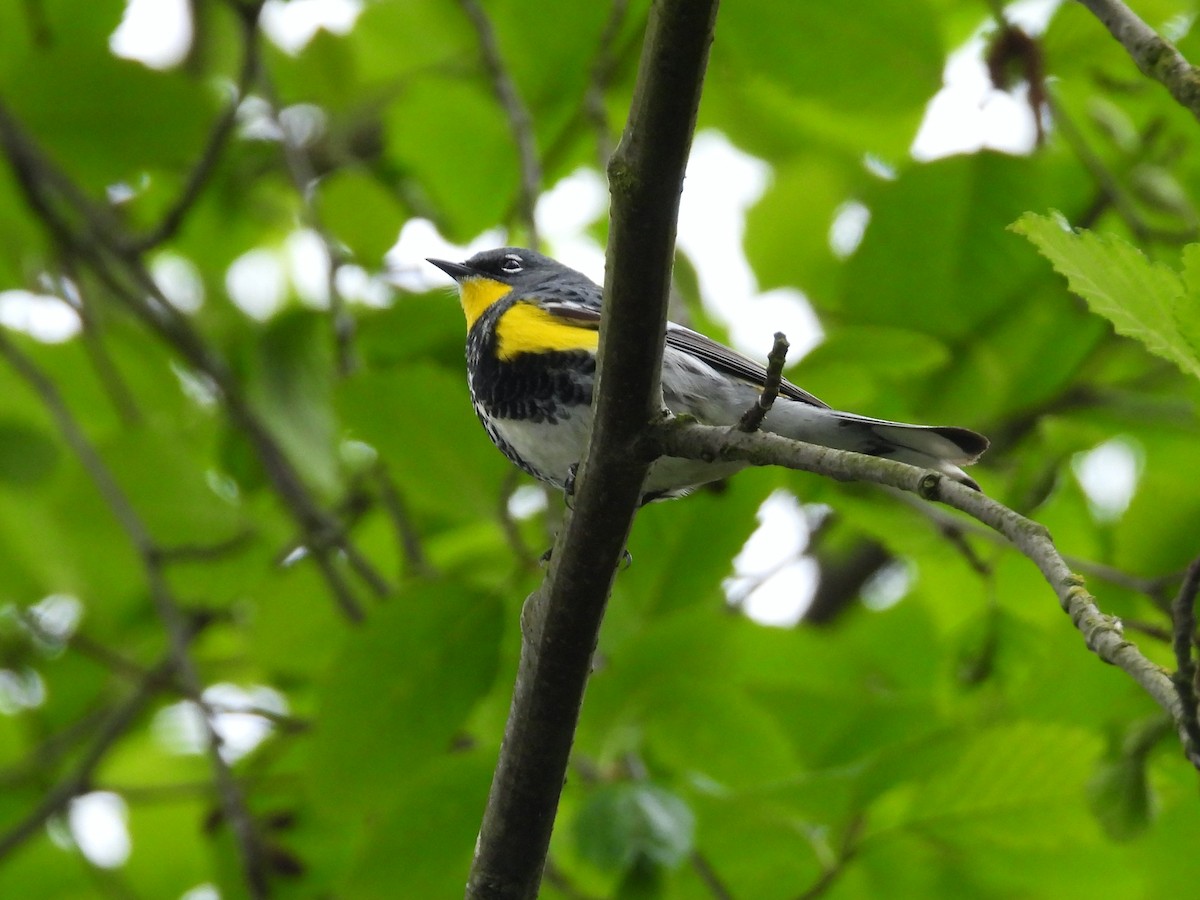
[426,247,593,292]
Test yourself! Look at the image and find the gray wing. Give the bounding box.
[664,322,828,409]
[536,302,827,410]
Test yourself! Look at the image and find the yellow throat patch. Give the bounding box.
[458,276,514,329]
[495,303,599,361]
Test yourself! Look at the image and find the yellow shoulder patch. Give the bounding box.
[495,302,600,360]
[458,276,514,329]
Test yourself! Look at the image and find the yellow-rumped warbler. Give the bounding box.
[429,248,987,501]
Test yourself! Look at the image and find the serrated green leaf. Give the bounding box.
[1012,213,1200,380]
[1174,242,1200,363]
[882,721,1103,849]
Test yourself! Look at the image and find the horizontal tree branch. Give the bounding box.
[655,420,1197,766]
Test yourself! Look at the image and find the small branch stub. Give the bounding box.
[738,331,789,432]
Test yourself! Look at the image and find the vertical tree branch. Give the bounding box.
[1170,557,1200,757]
[464,2,719,897]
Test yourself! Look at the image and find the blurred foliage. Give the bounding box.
[0,0,1198,898]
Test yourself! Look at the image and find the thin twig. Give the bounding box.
[0,333,271,896]
[0,97,382,620]
[497,469,539,571]
[57,261,143,426]
[585,0,632,166]
[1122,617,1175,645]
[104,772,298,805]
[375,463,436,578]
[126,0,264,252]
[457,0,542,245]
[1075,0,1200,123]
[256,70,358,377]
[156,529,256,564]
[1170,557,1200,759]
[690,851,736,900]
[1049,93,1196,243]
[204,703,311,734]
[889,487,1182,603]
[0,707,111,788]
[793,814,865,900]
[738,332,789,432]
[0,654,174,860]
[25,614,151,681]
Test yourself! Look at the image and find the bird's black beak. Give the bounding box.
[426,258,476,281]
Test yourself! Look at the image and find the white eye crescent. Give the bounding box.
[500,254,524,273]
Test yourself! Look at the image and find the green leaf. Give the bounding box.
[0,419,59,487]
[794,326,953,412]
[879,721,1103,848]
[744,153,862,300]
[616,478,766,621]
[717,0,943,113]
[354,292,464,369]
[336,363,512,521]
[574,783,695,873]
[317,169,403,267]
[1174,243,1200,363]
[99,425,243,547]
[841,154,1090,340]
[1088,753,1155,841]
[0,0,216,189]
[1011,213,1200,380]
[384,78,518,240]
[243,310,342,498]
[339,753,495,898]
[687,790,825,898]
[308,581,503,818]
[642,682,799,788]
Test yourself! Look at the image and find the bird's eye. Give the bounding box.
[500,254,524,273]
